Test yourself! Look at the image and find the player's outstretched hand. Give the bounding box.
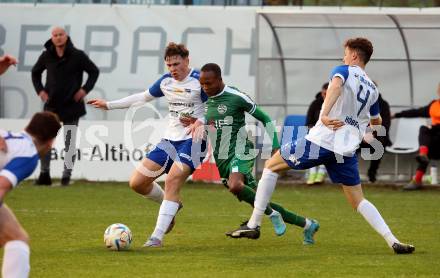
[187,120,206,142]
[87,99,108,110]
[321,116,344,131]
[179,114,196,127]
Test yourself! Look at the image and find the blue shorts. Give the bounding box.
[147,138,207,174]
[281,138,360,186]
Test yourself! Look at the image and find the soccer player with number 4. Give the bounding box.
[229,37,415,254]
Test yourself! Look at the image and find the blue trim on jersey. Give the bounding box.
[4,155,39,184]
[149,73,172,97]
[201,89,208,103]
[369,98,380,117]
[330,65,349,84]
[190,69,200,79]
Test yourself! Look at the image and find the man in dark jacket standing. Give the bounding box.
[31,26,99,186]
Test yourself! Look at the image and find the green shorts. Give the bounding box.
[217,157,256,189]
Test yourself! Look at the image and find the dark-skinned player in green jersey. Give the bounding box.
[181,63,319,244]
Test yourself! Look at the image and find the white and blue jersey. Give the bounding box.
[145,69,208,172]
[0,130,39,188]
[147,68,208,141]
[306,65,380,156]
[282,65,379,185]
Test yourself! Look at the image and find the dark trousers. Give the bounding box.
[417,125,440,171]
[358,141,384,177]
[40,119,79,178]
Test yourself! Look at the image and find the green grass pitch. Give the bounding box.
[3,181,440,277]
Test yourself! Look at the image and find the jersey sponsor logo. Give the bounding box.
[169,102,195,108]
[165,87,185,93]
[208,117,233,129]
[345,116,360,129]
[217,104,227,114]
[166,87,193,94]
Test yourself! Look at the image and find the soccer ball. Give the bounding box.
[104,223,133,251]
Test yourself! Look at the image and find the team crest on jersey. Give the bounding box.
[217,104,227,114]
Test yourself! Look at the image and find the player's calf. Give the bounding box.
[0,206,29,247]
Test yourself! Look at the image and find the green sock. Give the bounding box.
[236,185,307,227]
[236,185,273,215]
[269,202,306,228]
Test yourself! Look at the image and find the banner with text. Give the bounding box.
[0,5,256,120]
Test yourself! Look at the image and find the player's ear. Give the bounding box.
[353,50,359,60]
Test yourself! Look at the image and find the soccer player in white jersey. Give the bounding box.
[0,112,61,278]
[230,37,415,254]
[88,43,207,247]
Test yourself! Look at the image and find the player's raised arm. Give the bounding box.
[87,90,155,110]
[88,72,168,110]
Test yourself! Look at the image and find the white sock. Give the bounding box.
[144,182,164,204]
[2,240,30,278]
[304,218,312,230]
[151,200,180,241]
[357,199,399,248]
[309,167,317,175]
[248,168,279,229]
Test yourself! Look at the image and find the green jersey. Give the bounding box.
[205,85,279,170]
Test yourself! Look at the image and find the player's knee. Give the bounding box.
[17,230,30,244]
[350,201,359,210]
[264,158,279,173]
[350,197,364,210]
[164,175,182,194]
[264,159,272,169]
[128,177,142,192]
[228,180,244,195]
